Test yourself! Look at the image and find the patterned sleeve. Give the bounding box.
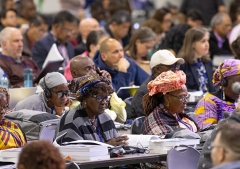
[142,112,167,137]
[194,94,218,129]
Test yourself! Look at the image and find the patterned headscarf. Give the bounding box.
[213,59,240,86]
[148,70,186,96]
[68,74,112,101]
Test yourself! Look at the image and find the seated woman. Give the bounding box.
[142,70,198,136]
[17,140,65,169]
[178,27,215,93]
[14,72,71,116]
[195,59,240,129]
[56,74,128,146]
[124,27,156,74]
[0,86,26,150]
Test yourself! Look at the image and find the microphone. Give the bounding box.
[231,82,240,94]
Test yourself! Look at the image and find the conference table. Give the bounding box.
[76,153,166,169]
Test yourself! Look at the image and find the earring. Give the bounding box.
[82,101,87,108]
[165,99,170,107]
[222,90,226,101]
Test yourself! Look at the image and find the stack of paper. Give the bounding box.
[148,138,200,154]
[123,134,161,147]
[58,144,110,161]
[0,148,22,163]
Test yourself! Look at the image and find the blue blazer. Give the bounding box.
[32,33,75,69]
[180,60,215,93]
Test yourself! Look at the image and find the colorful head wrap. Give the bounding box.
[148,70,186,96]
[213,59,240,86]
[68,74,112,101]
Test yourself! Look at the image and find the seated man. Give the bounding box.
[0,27,39,88]
[131,50,184,118]
[14,72,71,116]
[210,121,240,169]
[0,86,26,150]
[56,74,128,146]
[69,55,127,123]
[32,11,78,69]
[93,38,149,98]
[104,10,131,47]
[209,12,232,59]
[0,8,18,31]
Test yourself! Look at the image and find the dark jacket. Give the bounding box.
[31,33,75,69]
[74,35,87,56]
[93,51,149,98]
[22,31,32,57]
[104,25,130,47]
[209,31,232,59]
[0,53,40,88]
[131,76,153,118]
[197,111,240,169]
[180,60,215,93]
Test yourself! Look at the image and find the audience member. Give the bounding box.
[56,74,129,146]
[68,55,127,123]
[152,8,173,37]
[209,12,232,59]
[0,9,18,31]
[231,35,240,59]
[1,0,16,11]
[142,70,198,135]
[64,30,109,81]
[0,86,26,150]
[124,27,156,74]
[211,122,240,169]
[229,8,240,44]
[229,0,240,25]
[0,27,39,88]
[160,9,203,55]
[142,19,163,54]
[93,38,149,97]
[179,0,226,26]
[104,10,131,47]
[32,10,78,69]
[178,27,214,93]
[14,72,71,116]
[17,140,65,169]
[22,14,48,57]
[197,99,240,169]
[17,0,37,25]
[131,50,184,118]
[195,59,240,129]
[74,18,100,56]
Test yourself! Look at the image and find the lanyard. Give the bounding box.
[93,116,104,142]
[0,127,22,146]
[177,115,193,132]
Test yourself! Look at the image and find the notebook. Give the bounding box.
[9,87,37,109]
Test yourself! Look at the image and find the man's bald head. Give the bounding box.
[70,55,96,78]
[0,27,23,59]
[99,38,124,68]
[79,18,99,40]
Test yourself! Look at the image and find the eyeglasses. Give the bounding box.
[62,28,76,35]
[209,142,228,152]
[168,93,190,102]
[92,95,111,103]
[51,90,70,98]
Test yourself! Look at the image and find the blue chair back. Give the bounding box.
[130,116,145,134]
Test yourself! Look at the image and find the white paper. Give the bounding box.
[123,134,160,147]
[42,43,64,69]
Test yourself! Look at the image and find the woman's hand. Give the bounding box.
[55,98,73,116]
[106,136,129,146]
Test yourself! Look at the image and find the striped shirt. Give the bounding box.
[56,105,118,143]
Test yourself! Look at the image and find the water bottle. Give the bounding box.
[1,73,9,89]
[24,68,33,87]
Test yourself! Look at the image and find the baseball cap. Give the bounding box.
[150,50,185,69]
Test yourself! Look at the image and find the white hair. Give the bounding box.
[0,27,19,45]
[210,12,229,29]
